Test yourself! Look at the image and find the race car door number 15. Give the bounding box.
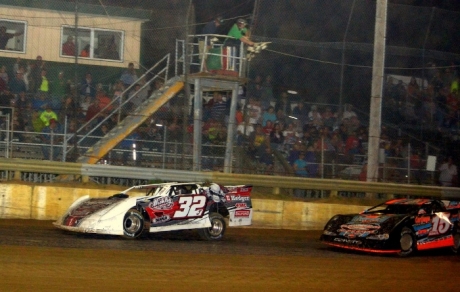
[173,195,206,218]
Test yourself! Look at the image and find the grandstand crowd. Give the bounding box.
[0,55,458,186]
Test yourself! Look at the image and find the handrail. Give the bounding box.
[74,54,171,147]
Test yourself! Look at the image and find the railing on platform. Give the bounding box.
[175,34,246,77]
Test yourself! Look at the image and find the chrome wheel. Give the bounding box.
[198,212,226,241]
[209,217,224,237]
[398,227,416,257]
[122,209,144,239]
[400,233,413,251]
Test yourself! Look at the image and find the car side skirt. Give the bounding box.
[417,235,454,250]
[322,241,401,254]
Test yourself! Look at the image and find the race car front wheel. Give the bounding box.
[122,209,145,239]
[198,212,226,241]
[398,227,416,257]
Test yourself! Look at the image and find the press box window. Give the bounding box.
[0,20,26,53]
[61,26,123,61]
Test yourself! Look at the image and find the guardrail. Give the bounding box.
[1,158,459,199]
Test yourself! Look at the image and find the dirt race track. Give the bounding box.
[0,219,458,292]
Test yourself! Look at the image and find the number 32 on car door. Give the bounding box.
[173,195,207,218]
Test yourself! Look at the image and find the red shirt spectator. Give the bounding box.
[62,36,76,56]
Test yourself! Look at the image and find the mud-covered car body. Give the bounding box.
[54,182,253,240]
[320,198,460,256]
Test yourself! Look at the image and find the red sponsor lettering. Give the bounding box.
[415,216,430,224]
[235,203,247,209]
[235,210,251,217]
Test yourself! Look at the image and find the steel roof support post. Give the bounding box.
[224,82,239,173]
[192,78,202,171]
[367,0,387,195]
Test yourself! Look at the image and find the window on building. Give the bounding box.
[0,20,26,53]
[61,26,123,61]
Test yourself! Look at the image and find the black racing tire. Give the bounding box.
[122,209,145,239]
[198,212,226,241]
[398,227,416,257]
[451,225,460,255]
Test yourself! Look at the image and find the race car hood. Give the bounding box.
[59,196,132,227]
[336,213,405,238]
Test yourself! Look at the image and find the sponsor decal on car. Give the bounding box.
[229,195,250,202]
[152,215,170,224]
[149,197,174,210]
[235,203,248,209]
[334,238,362,245]
[235,210,251,217]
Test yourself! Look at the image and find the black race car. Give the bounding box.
[320,198,460,256]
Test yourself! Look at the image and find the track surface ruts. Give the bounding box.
[0,219,458,291]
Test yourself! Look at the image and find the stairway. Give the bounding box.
[77,76,184,164]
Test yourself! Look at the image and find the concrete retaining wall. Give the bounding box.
[0,183,369,230]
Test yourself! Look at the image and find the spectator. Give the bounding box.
[208,92,227,123]
[0,65,8,84]
[41,119,62,161]
[80,44,90,57]
[359,163,368,181]
[261,75,275,111]
[305,145,319,178]
[31,111,45,132]
[61,35,76,56]
[269,122,284,150]
[258,147,274,175]
[32,92,48,111]
[248,124,268,157]
[322,106,336,128]
[308,105,322,128]
[245,97,262,125]
[275,92,292,116]
[128,83,148,109]
[50,71,70,110]
[342,103,357,121]
[15,91,28,111]
[0,26,23,50]
[199,16,223,66]
[80,72,96,99]
[292,101,308,127]
[9,71,27,96]
[225,18,255,47]
[247,75,263,101]
[293,152,308,177]
[37,69,50,97]
[262,105,276,126]
[39,105,58,127]
[439,156,458,187]
[31,56,46,93]
[60,95,77,121]
[345,132,361,157]
[118,130,142,166]
[120,62,138,88]
[96,89,112,113]
[85,98,101,122]
[201,16,223,37]
[263,120,274,136]
[282,122,297,150]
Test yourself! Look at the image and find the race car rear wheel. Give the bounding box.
[198,212,226,241]
[122,209,144,239]
[398,227,416,257]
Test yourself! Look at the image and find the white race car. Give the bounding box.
[54,182,253,240]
